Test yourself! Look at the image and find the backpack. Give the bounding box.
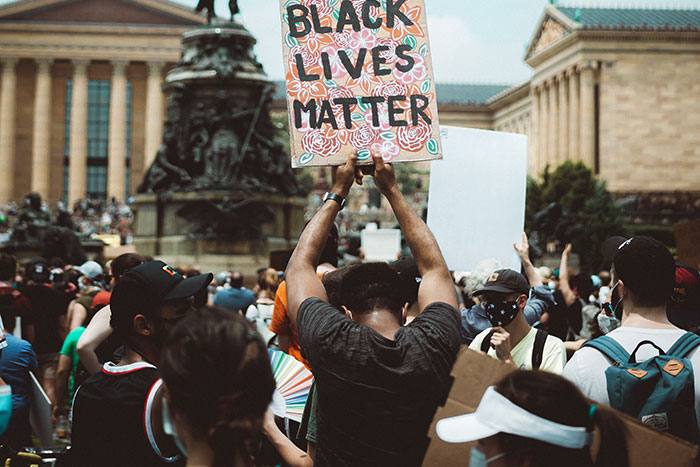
[584,333,700,444]
[480,328,549,370]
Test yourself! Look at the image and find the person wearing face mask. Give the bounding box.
[436,370,628,467]
[469,269,567,374]
[563,236,700,441]
[69,260,212,467]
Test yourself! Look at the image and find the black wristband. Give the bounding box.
[323,192,346,209]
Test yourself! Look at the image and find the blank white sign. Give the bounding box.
[427,126,527,272]
[361,229,402,262]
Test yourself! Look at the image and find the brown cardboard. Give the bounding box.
[422,347,700,467]
[279,0,442,167]
[674,220,700,271]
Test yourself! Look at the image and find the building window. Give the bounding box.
[64,80,133,203]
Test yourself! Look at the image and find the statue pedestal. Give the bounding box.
[131,192,306,274]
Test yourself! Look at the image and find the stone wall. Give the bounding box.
[598,52,700,192]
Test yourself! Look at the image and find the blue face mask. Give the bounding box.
[470,447,506,467]
[162,399,187,457]
[0,386,12,436]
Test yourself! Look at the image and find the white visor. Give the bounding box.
[436,386,594,449]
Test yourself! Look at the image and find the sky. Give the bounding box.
[169,0,700,85]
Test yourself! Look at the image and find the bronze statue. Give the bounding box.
[195,0,239,23]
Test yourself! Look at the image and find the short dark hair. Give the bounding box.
[230,271,243,289]
[0,254,16,282]
[570,274,595,298]
[338,262,405,315]
[613,236,675,307]
[110,253,145,279]
[109,272,158,337]
[160,307,275,467]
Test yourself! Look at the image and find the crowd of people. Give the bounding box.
[0,153,696,466]
[0,196,133,242]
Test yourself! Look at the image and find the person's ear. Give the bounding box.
[402,302,408,325]
[517,294,528,309]
[342,306,353,321]
[133,314,154,337]
[617,280,626,300]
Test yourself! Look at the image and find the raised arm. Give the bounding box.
[372,154,458,311]
[558,243,576,307]
[514,232,542,287]
[286,155,358,326]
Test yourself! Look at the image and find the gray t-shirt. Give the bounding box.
[297,298,460,467]
[563,326,700,433]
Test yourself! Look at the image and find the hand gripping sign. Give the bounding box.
[280,0,442,167]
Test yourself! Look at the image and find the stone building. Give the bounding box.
[0,0,204,204]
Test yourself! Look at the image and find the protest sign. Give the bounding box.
[279,0,442,167]
[422,348,700,466]
[674,219,700,270]
[427,126,527,272]
[361,228,401,261]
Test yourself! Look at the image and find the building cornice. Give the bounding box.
[0,22,192,36]
[485,80,531,109]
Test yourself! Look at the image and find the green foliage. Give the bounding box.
[527,160,625,273]
[395,162,429,197]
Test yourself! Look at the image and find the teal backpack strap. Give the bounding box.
[666,332,700,358]
[584,336,631,364]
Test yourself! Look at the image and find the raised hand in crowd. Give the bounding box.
[513,232,542,287]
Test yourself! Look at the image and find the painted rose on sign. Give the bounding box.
[280,0,442,167]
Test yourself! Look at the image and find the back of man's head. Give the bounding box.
[230,271,243,289]
[612,236,675,307]
[0,254,15,282]
[338,262,404,315]
[110,272,158,339]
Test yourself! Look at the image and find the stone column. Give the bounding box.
[539,84,549,171]
[31,58,53,196]
[107,60,128,201]
[529,87,539,175]
[68,59,89,205]
[579,61,598,170]
[0,57,18,203]
[547,78,558,166]
[144,61,165,170]
[567,67,580,161]
[558,72,568,161]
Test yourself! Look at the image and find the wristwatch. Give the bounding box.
[323,192,346,209]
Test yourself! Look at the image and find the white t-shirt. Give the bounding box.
[469,327,567,374]
[563,326,700,432]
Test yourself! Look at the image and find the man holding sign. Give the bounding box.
[280,0,441,167]
[285,153,460,466]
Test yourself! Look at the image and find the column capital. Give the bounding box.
[1,57,19,69]
[71,59,90,74]
[577,61,599,72]
[146,61,165,77]
[35,57,54,73]
[546,77,557,87]
[556,71,567,81]
[111,60,129,75]
[566,67,577,78]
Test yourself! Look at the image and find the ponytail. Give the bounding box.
[591,406,628,467]
[208,412,260,467]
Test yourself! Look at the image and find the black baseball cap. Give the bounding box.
[609,236,675,302]
[27,257,50,283]
[127,260,213,302]
[473,269,529,296]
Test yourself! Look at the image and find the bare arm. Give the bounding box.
[69,302,87,331]
[77,305,113,374]
[52,354,72,422]
[277,334,291,354]
[286,155,358,326]
[372,154,458,311]
[559,243,576,307]
[262,408,314,467]
[514,232,542,287]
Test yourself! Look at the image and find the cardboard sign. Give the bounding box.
[427,127,527,272]
[422,348,699,466]
[279,0,442,167]
[674,219,700,271]
[361,228,401,261]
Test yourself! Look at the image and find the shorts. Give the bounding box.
[37,352,59,380]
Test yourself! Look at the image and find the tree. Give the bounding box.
[526,160,624,273]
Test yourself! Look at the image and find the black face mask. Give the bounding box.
[485,301,519,327]
[602,283,624,320]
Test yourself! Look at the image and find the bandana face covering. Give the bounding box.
[485,301,519,327]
